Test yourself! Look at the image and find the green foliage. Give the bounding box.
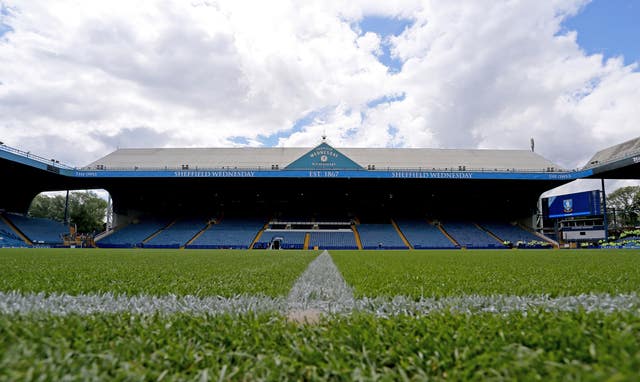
[28,194,66,221]
[620,229,640,239]
[332,249,640,298]
[68,191,108,233]
[0,249,315,297]
[28,191,107,233]
[607,186,640,227]
[0,311,638,380]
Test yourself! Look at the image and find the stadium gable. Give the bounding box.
[285,143,364,170]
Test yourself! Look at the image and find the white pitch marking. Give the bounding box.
[1,249,639,316]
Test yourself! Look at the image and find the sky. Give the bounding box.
[0,0,639,196]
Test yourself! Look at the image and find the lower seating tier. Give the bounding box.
[479,222,543,247]
[358,223,407,250]
[4,213,67,244]
[97,219,171,248]
[396,219,457,249]
[442,221,505,249]
[187,219,265,249]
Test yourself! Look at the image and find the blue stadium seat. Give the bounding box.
[357,223,407,250]
[263,231,307,249]
[0,217,29,247]
[479,222,542,247]
[5,213,67,245]
[308,231,357,250]
[443,221,505,249]
[187,218,265,249]
[395,219,457,249]
[144,218,208,248]
[97,218,171,248]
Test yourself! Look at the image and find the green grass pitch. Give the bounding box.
[1,247,639,380]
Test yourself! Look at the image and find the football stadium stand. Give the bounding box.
[0,217,28,247]
[396,219,457,249]
[357,223,408,249]
[442,221,504,249]
[2,137,638,249]
[479,222,543,247]
[187,218,264,249]
[144,218,208,248]
[97,219,171,248]
[5,213,67,244]
[309,231,358,249]
[255,230,358,250]
[308,231,358,250]
[257,231,307,250]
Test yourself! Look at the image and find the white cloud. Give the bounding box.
[0,0,638,197]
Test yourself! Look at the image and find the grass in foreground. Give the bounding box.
[0,248,316,297]
[1,311,638,381]
[332,249,640,298]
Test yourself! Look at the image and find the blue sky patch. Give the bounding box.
[0,23,12,37]
[258,106,334,146]
[228,136,250,145]
[0,5,13,38]
[356,16,414,73]
[562,0,639,67]
[366,93,406,108]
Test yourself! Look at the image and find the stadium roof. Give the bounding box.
[85,143,561,172]
[585,136,640,168]
[583,136,640,179]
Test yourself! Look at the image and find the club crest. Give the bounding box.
[563,199,573,213]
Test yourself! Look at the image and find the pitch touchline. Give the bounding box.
[1,291,638,316]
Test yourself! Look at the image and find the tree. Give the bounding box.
[28,191,107,233]
[607,186,640,228]
[28,194,66,222]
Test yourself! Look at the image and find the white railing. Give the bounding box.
[0,143,75,170]
[79,164,573,173]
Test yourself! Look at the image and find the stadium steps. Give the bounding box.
[303,233,310,250]
[351,225,363,250]
[474,223,505,245]
[518,223,559,247]
[391,219,413,250]
[142,219,176,244]
[249,223,269,250]
[183,221,214,249]
[94,228,115,242]
[95,220,135,242]
[0,214,32,246]
[437,224,459,247]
